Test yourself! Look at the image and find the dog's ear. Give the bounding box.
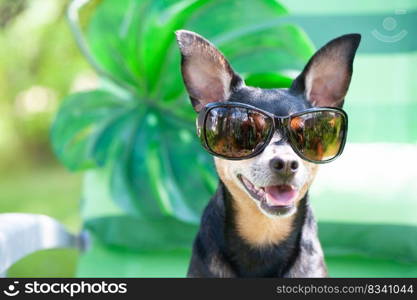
[175,30,243,112]
[290,34,361,107]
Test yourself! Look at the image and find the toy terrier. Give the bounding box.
[175,30,360,277]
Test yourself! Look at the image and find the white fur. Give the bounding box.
[215,132,314,218]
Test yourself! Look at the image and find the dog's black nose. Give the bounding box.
[269,158,299,177]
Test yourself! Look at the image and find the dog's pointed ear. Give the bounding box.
[175,30,243,112]
[290,34,361,107]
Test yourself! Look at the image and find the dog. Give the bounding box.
[175,30,360,277]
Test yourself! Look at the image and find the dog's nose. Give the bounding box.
[269,157,299,177]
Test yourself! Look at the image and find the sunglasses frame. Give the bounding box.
[196,102,348,164]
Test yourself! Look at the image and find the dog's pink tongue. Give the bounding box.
[265,185,297,206]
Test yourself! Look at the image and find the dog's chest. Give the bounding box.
[224,231,300,277]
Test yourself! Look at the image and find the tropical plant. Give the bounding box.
[51,0,314,249]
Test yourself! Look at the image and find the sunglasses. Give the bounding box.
[196,102,348,164]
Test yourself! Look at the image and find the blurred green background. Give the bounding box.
[1,0,416,277]
[0,0,88,276]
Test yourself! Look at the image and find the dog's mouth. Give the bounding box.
[238,175,298,216]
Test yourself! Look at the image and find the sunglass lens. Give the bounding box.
[204,106,273,158]
[289,111,346,162]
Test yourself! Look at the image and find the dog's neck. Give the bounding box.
[214,161,307,247]
[212,181,308,276]
[224,179,297,247]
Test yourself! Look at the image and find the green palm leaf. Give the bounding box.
[52,0,314,248]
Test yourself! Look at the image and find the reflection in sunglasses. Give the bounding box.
[290,112,344,161]
[204,106,345,162]
[205,107,272,158]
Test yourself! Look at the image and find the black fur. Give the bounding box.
[187,182,326,277]
[187,87,328,277]
[176,30,360,278]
